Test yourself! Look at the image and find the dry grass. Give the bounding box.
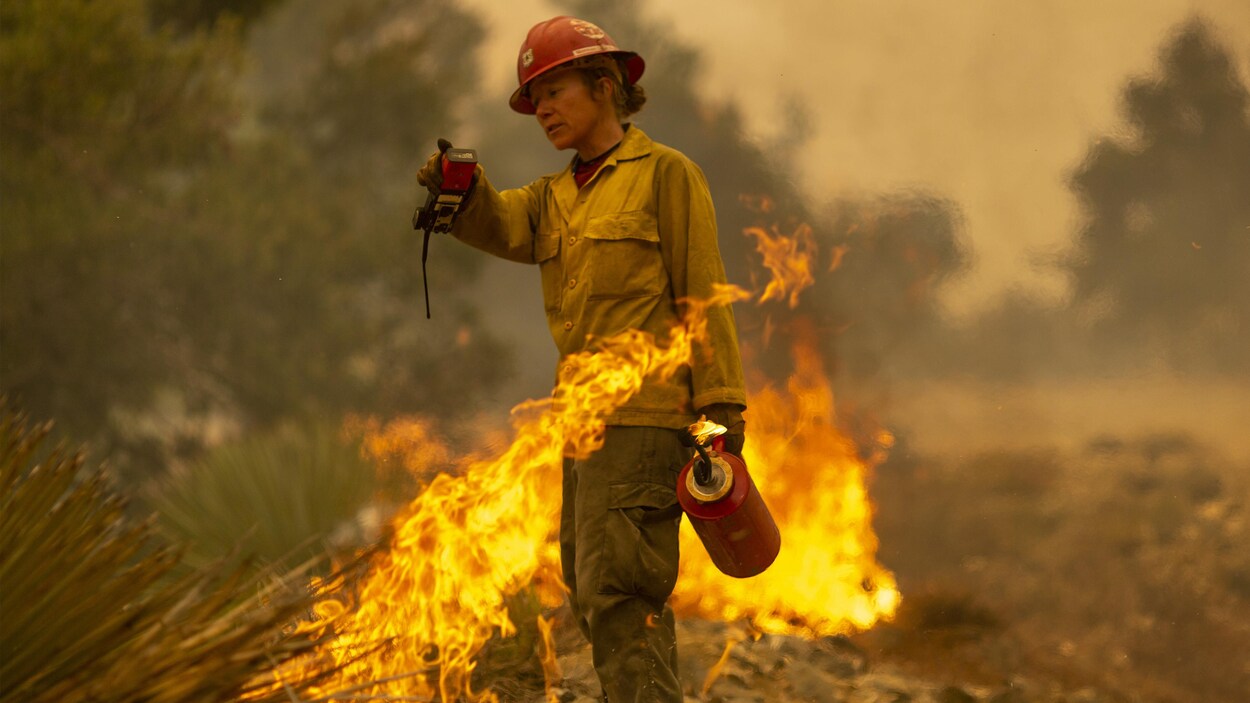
[0,406,349,703]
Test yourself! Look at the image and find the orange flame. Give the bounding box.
[700,634,742,697]
[267,204,897,700]
[269,287,753,701]
[743,221,816,308]
[344,415,450,482]
[829,243,849,272]
[672,329,899,635]
[536,615,562,702]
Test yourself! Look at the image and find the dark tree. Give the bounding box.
[1,0,242,439]
[149,0,286,33]
[1,0,511,476]
[1064,19,1250,374]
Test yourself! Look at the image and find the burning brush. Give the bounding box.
[256,208,899,701]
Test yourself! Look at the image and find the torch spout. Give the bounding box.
[682,416,727,487]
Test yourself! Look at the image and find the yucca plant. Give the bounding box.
[146,422,391,579]
[0,407,346,703]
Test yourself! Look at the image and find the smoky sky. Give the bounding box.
[461,0,1250,318]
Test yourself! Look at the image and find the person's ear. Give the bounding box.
[594,76,615,103]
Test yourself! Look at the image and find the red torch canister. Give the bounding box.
[677,437,781,578]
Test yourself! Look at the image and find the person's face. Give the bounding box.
[529,69,612,153]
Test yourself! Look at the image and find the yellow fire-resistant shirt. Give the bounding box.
[451,126,747,428]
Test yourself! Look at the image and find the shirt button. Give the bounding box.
[563,321,574,330]
[568,236,577,245]
[567,278,577,288]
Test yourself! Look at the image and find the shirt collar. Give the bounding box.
[552,125,653,210]
[606,124,652,164]
[561,124,653,176]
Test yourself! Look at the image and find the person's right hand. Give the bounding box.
[699,403,746,456]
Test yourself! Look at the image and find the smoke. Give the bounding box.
[459,0,972,406]
[455,0,1250,458]
[463,0,1250,311]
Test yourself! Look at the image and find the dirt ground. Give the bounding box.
[862,375,1250,702]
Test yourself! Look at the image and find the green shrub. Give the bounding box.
[146,423,388,577]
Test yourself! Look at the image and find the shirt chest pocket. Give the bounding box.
[582,211,666,300]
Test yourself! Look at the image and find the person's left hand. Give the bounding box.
[698,403,745,455]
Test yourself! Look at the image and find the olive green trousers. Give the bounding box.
[560,426,689,703]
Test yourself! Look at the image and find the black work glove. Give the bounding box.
[698,403,746,456]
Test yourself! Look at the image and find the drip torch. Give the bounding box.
[413,138,478,318]
[678,418,781,578]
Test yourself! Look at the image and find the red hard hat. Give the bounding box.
[509,16,645,114]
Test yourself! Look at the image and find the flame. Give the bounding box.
[671,327,900,635]
[268,288,752,701]
[829,243,849,272]
[266,412,566,701]
[743,221,817,309]
[344,415,450,482]
[700,634,742,697]
[688,416,728,445]
[698,623,762,696]
[535,615,562,702]
[265,203,897,699]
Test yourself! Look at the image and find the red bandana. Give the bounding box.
[574,150,611,188]
[573,137,623,188]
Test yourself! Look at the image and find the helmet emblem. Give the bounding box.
[521,48,534,68]
[569,19,606,39]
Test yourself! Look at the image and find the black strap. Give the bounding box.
[421,228,432,319]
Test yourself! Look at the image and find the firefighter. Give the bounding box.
[418,16,747,702]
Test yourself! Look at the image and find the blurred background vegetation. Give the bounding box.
[1,0,508,484]
[144,422,393,576]
[4,0,1247,482]
[2,0,1249,699]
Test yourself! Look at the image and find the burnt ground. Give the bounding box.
[485,431,1249,703]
